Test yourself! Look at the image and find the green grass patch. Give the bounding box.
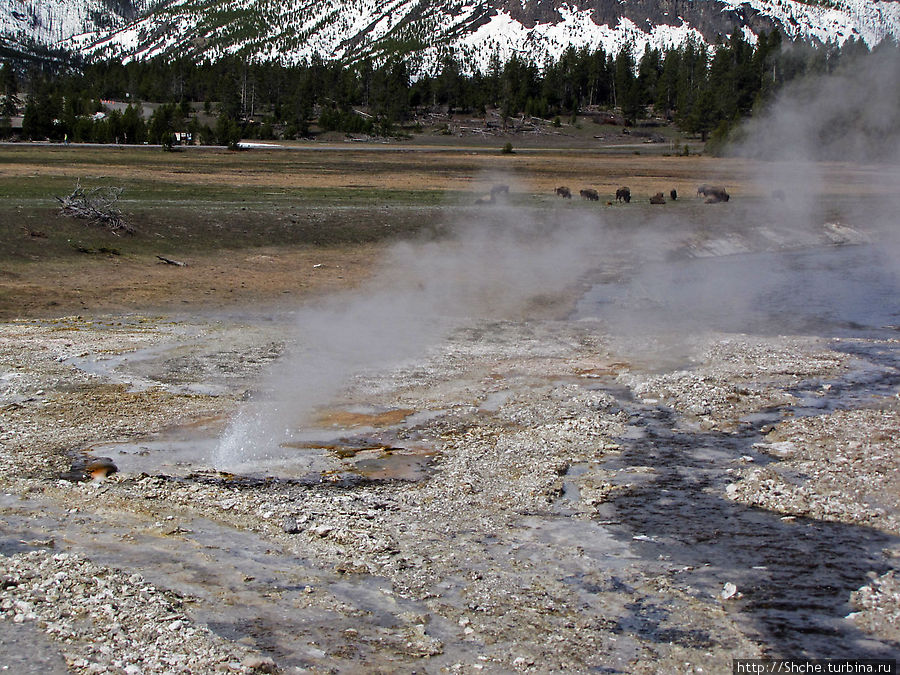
[0,144,457,264]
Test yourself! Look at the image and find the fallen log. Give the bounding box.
[156,255,186,267]
[56,181,132,235]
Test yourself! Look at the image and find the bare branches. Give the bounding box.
[56,181,133,235]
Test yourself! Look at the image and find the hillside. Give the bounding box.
[1,0,899,72]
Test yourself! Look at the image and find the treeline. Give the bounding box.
[0,32,893,145]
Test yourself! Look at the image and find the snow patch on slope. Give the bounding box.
[0,0,160,47]
[719,0,900,45]
[454,8,706,72]
[7,0,900,72]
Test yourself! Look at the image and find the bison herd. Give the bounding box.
[476,183,731,205]
[559,184,728,205]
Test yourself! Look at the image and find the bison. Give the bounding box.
[649,192,666,204]
[670,188,678,201]
[615,187,631,203]
[697,185,730,202]
[555,186,572,199]
[490,184,510,197]
[580,188,600,201]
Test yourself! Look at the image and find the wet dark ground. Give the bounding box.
[0,621,69,674]
[595,400,898,659]
[572,241,900,660]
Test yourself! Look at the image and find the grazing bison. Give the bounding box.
[706,188,730,203]
[555,186,572,198]
[615,187,631,203]
[649,192,666,204]
[670,188,678,201]
[697,185,730,202]
[490,184,510,197]
[580,188,600,201]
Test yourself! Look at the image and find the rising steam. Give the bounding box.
[735,43,900,165]
[215,48,900,471]
[213,190,605,470]
[577,43,900,361]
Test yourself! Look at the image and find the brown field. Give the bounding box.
[2,143,898,320]
[3,143,895,195]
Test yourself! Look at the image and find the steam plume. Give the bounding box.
[213,190,604,470]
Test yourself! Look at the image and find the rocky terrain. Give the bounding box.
[1,296,898,672]
[2,166,899,671]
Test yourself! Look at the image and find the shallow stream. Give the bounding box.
[571,241,900,658]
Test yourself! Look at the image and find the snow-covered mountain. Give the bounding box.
[0,0,161,47]
[3,0,899,71]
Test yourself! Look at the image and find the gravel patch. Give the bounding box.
[728,404,900,532]
[1,313,898,670]
[619,335,845,430]
[0,550,265,674]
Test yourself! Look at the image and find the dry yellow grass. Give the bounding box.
[3,145,895,198]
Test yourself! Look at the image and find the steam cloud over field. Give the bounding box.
[215,46,900,471]
[214,192,604,469]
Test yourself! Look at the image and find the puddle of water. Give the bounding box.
[63,322,285,398]
[740,410,784,427]
[518,515,637,572]
[88,417,231,477]
[620,425,646,440]
[478,390,512,412]
[344,445,436,481]
[0,622,69,675]
[89,408,441,483]
[63,329,207,393]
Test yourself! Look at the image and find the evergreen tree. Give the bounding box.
[586,47,609,106]
[216,112,242,148]
[436,55,464,113]
[22,88,61,140]
[148,103,182,144]
[613,47,635,111]
[685,86,716,141]
[367,57,409,128]
[637,46,661,108]
[1,64,19,117]
[121,104,147,144]
[655,49,681,116]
